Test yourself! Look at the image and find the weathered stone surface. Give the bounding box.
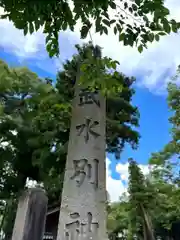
[57,85,108,240]
[12,187,48,240]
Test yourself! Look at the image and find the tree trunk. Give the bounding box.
[140,203,155,240]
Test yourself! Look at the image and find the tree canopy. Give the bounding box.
[0,43,140,237]
[107,163,180,240]
[56,43,140,156]
[107,72,180,240]
[149,69,180,185]
[0,59,70,200]
[0,0,179,57]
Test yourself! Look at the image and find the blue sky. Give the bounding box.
[0,0,179,201]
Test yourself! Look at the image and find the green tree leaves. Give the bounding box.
[146,70,180,238]
[138,45,143,53]
[109,1,116,9]
[0,49,139,198]
[102,19,111,27]
[57,42,140,155]
[107,158,180,239]
[149,69,180,185]
[155,34,160,41]
[81,25,90,39]
[162,18,171,34]
[0,62,66,197]
[0,0,179,57]
[0,50,140,240]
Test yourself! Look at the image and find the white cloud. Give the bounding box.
[1,1,180,93]
[106,158,128,202]
[0,10,44,58]
[106,158,150,202]
[116,161,150,181]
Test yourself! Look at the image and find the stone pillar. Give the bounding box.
[57,82,108,240]
[12,187,48,240]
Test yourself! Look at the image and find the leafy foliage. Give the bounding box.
[107,200,129,240]
[0,199,17,240]
[107,160,180,240]
[149,69,180,184]
[0,60,68,201]
[0,49,139,237]
[107,79,180,239]
[0,43,140,196]
[79,53,122,96]
[0,0,179,57]
[128,158,155,240]
[56,43,140,156]
[0,61,69,238]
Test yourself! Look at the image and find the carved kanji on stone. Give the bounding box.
[78,89,100,107]
[65,212,99,240]
[76,118,100,143]
[70,159,99,188]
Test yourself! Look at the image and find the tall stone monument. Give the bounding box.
[12,188,48,240]
[57,82,108,240]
